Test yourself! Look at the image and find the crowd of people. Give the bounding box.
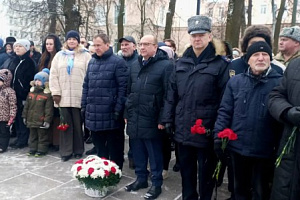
[0,14,300,200]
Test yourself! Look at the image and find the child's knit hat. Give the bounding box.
[34,68,50,86]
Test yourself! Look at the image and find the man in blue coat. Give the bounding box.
[124,35,173,200]
[81,33,128,170]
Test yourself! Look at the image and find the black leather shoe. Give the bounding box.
[144,186,162,199]
[74,154,82,159]
[61,154,72,162]
[85,147,97,155]
[124,180,148,192]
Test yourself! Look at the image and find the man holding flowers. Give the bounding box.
[268,47,300,199]
[214,41,282,200]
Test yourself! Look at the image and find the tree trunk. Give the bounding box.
[292,0,298,26]
[164,0,176,40]
[105,0,111,39]
[63,0,81,32]
[247,0,252,25]
[273,0,286,54]
[271,0,276,35]
[117,0,125,51]
[225,0,244,48]
[240,2,246,39]
[48,0,57,34]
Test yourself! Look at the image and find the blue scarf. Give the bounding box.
[62,50,75,75]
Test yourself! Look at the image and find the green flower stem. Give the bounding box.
[275,126,297,168]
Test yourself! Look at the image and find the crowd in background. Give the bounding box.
[0,14,300,200]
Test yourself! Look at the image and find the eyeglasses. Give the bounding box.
[137,42,156,47]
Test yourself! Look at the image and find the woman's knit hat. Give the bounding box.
[245,41,272,63]
[66,30,80,43]
[13,39,31,51]
[34,68,50,86]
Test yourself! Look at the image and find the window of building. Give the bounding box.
[95,5,106,25]
[208,8,213,17]
[9,16,13,25]
[158,6,165,26]
[10,30,13,36]
[261,5,267,14]
[218,7,224,18]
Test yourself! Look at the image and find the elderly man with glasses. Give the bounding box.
[124,35,173,200]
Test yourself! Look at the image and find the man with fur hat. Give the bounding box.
[228,25,284,77]
[162,15,230,200]
[1,39,36,149]
[275,26,300,66]
[22,68,53,156]
[215,41,283,200]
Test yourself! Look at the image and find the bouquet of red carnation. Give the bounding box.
[213,128,238,180]
[275,126,297,167]
[191,119,208,135]
[57,107,69,131]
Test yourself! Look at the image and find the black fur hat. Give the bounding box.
[241,25,272,53]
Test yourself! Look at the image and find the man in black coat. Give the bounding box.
[268,57,300,200]
[162,15,230,200]
[124,35,173,200]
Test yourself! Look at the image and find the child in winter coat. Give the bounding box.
[22,68,53,156]
[0,69,17,153]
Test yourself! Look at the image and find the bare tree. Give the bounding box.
[273,0,287,54]
[136,0,147,38]
[292,0,298,25]
[63,0,81,32]
[117,0,125,51]
[247,0,252,26]
[225,0,244,48]
[48,0,57,33]
[164,0,176,39]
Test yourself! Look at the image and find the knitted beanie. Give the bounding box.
[279,26,300,43]
[13,39,31,51]
[34,68,50,86]
[66,30,80,43]
[245,41,272,63]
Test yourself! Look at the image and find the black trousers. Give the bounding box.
[230,151,273,200]
[0,122,10,151]
[178,143,216,200]
[162,133,172,170]
[91,128,125,170]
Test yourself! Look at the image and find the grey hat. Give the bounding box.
[279,26,300,43]
[119,36,136,45]
[13,39,30,51]
[188,15,212,35]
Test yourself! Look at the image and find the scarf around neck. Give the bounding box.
[62,50,75,75]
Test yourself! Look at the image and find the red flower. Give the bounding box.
[217,128,237,141]
[191,119,207,135]
[104,170,110,177]
[101,157,107,160]
[77,166,82,172]
[75,159,83,164]
[111,167,116,174]
[57,123,69,131]
[88,167,94,175]
[103,161,109,166]
[85,158,95,164]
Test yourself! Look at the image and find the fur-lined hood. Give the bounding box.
[30,81,51,94]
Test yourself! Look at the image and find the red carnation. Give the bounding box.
[195,119,203,126]
[88,167,94,175]
[104,170,110,177]
[111,167,116,174]
[77,166,82,172]
[191,119,208,135]
[75,159,83,164]
[104,161,109,166]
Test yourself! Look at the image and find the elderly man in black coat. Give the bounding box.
[124,35,173,200]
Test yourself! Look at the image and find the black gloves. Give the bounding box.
[113,112,120,121]
[214,140,226,161]
[287,107,300,126]
[165,123,174,135]
[81,108,86,122]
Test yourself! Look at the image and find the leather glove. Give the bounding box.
[23,118,27,125]
[52,95,61,105]
[214,140,226,161]
[81,108,86,122]
[113,111,120,121]
[165,123,174,135]
[43,122,50,129]
[287,107,300,126]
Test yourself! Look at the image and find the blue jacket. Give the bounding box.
[81,47,128,131]
[214,68,282,158]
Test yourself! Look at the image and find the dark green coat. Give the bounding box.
[22,84,53,128]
